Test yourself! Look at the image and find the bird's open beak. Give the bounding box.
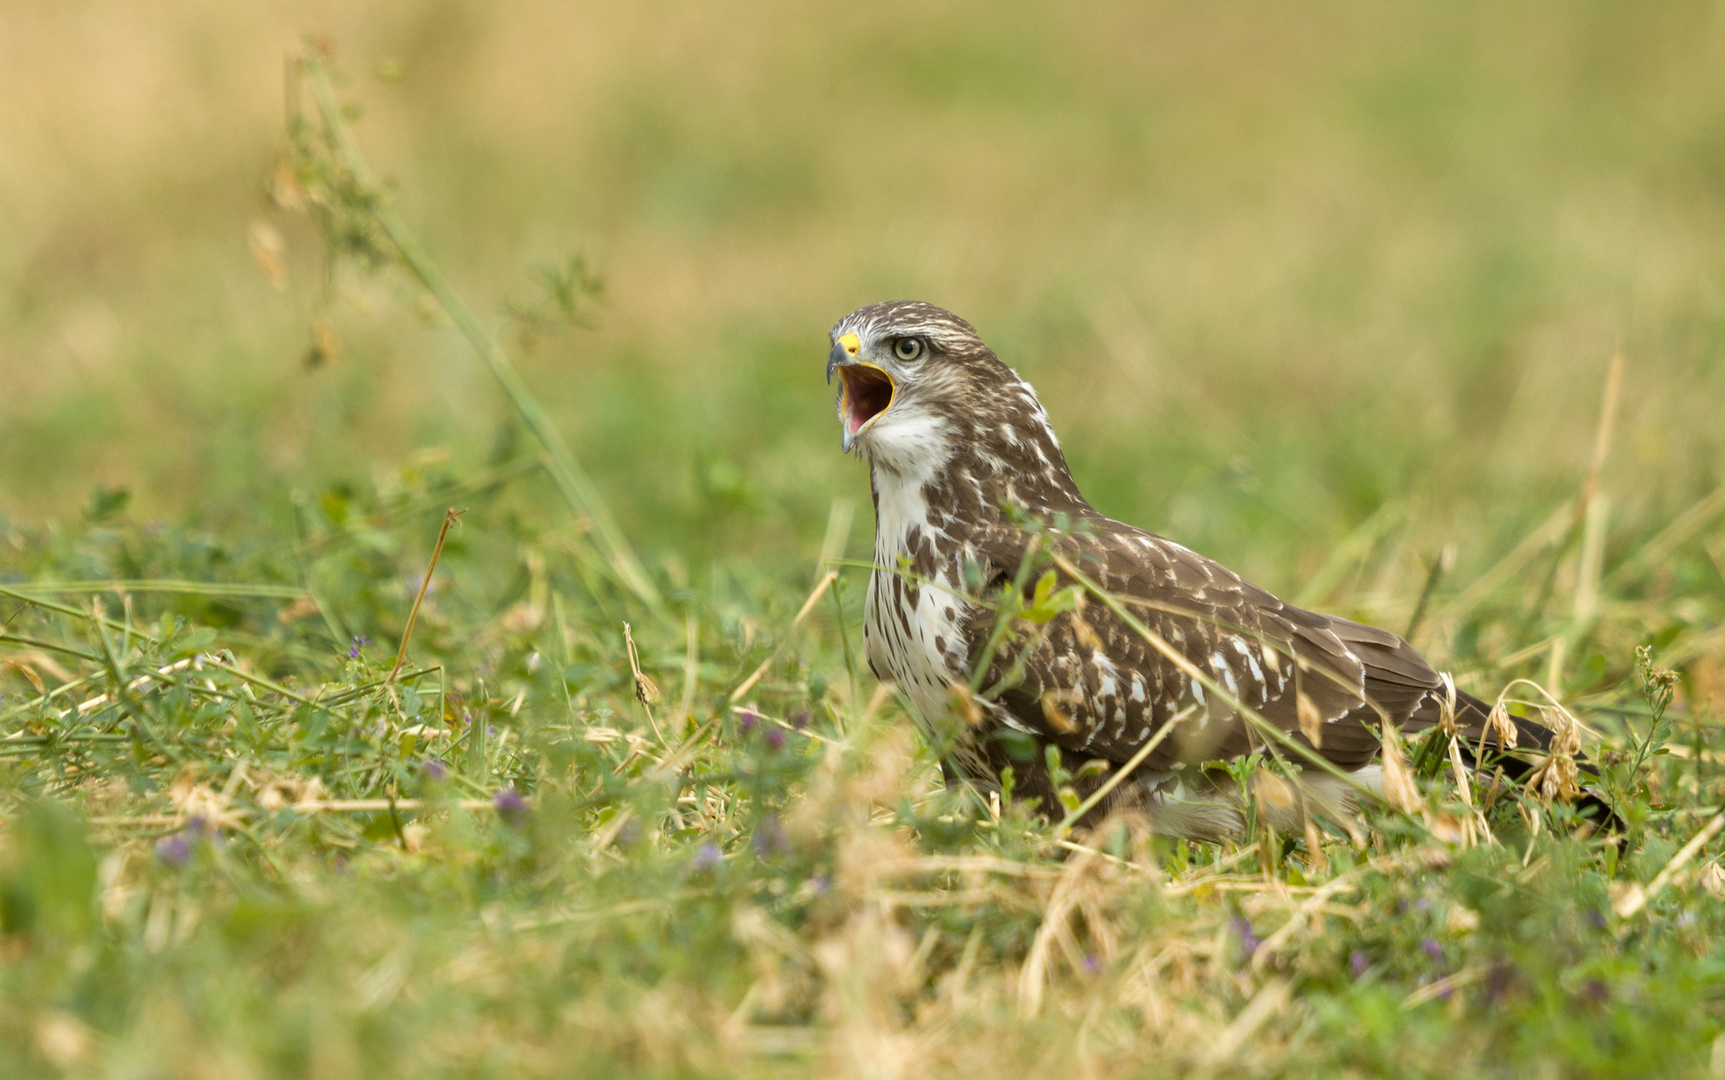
[827,332,895,453]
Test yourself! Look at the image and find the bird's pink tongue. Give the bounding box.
[841,365,894,433]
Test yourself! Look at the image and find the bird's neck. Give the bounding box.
[865,404,1091,574]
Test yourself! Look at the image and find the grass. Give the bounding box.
[4,2,1725,1076]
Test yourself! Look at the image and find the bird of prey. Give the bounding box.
[826,300,1600,839]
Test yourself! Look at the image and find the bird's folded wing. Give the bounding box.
[965,520,1453,772]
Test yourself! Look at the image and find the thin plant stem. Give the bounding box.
[297,51,661,613]
[391,508,464,682]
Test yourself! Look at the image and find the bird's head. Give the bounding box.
[827,300,1038,466]
[827,301,980,457]
[826,300,1087,510]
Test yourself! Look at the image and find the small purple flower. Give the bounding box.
[1420,938,1445,964]
[808,872,830,896]
[421,758,447,781]
[1229,916,1260,958]
[738,709,760,736]
[1586,909,1607,931]
[348,635,371,659]
[693,842,723,872]
[155,833,192,867]
[1349,950,1371,979]
[764,727,785,751]
[1579,979,1610,1008]
[185,815,209,838]
[493,787,529,825]
[789,706,811,731]
[753,813,786,857]
[1082,953,1101,975]
[1414,897,1431,914]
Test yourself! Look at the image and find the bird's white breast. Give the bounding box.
[863,447,970,730]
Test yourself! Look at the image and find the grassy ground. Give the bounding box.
[4,2,1725,1076]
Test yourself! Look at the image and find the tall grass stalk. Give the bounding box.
[296,51,662,614]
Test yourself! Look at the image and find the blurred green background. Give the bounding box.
[4,0,1725,600]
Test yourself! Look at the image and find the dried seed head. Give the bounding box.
[1071,601,1104,654]
[1429,813,1467,845]
[1701,861,1725,900]
[1253,768,1296,815]
[1485,698,1519,750]
[1296,691,1324,749]
[947,680,983,727]
[1041,691,1077,734]
[1543,704,1582,757]
[1524,703,1581,803]
[3,659,46,695]
[1303,815,1328,874]
[1378,719,1423,814]
[1436,672,1460,739]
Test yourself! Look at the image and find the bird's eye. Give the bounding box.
[893,337,924,362]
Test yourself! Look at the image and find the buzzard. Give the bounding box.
[827,300,1600,838]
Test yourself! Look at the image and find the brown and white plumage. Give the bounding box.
[827,300,1593,838]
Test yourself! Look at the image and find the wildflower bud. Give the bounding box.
[1229,916,1261,958]
[493,788,529,826]
[155,833,193,867]
[752,814,786,857]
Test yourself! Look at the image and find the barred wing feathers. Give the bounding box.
[964,518,1552,778]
